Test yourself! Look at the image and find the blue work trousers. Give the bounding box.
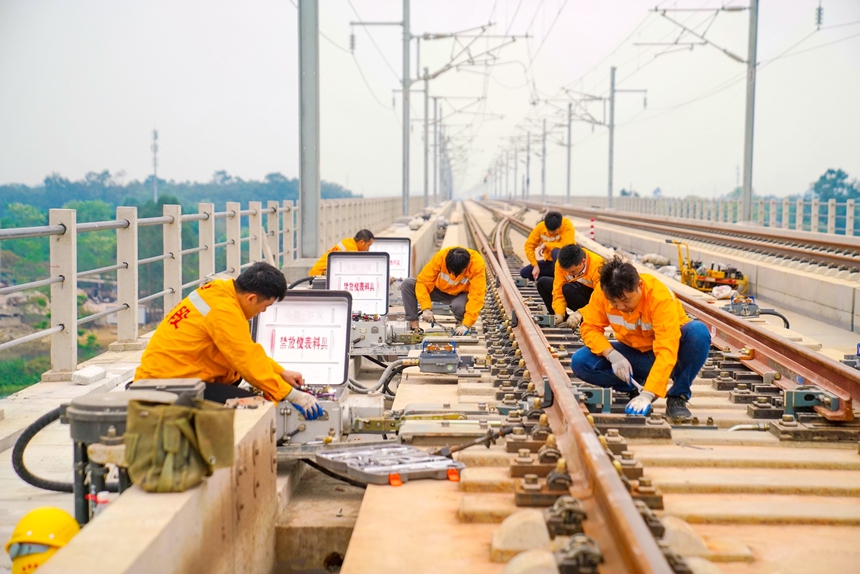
[570,320,711,398]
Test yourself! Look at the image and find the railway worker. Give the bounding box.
[401,246,487,336]
[519,211,576,281]
[308,229,375,277]
[570,256,711,419]
[537,243,603,330]
[135,262,324,419]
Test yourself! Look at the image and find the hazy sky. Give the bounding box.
[0,0,858,200]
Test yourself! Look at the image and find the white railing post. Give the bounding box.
[226,202,241,276]
[294,201,302,258]
[768,199,776,228]
[795,199,804,231]
[282,200,295,262]
[827,199,836,234]
[847,200,855,237]
[811,199,820,233]
[782,198,790,229]
[115,206,139,345]
[267,200,280,266]
[198,203,215,279]
[757,199,765,226]
[248,201,263,263]
[163,204,183,312]
[44,209,77,381]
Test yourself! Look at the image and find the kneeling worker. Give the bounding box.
[570,256,711,418]
[135,262,324,419]
[308,229,374,277]
[520,211,576,281]
[537,243,603,330]
[401,246,486,336]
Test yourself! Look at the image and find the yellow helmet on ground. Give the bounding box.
[5,507,79,574]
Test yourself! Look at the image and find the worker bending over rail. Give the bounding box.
[401,246,487,336]
[308,229,374,276]
[519,211,576,281]
[135,262,323,419]
[538,244,603,330]
[570,256,711,419]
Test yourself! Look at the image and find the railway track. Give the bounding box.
[456,200,860,574]
[515,200,860,273]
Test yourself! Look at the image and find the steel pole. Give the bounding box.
[741,0,759,222]
[526,134,531,198]
[423,68,429,208]
[608,66,616,209]
[514,145,519,199]
[433,98,439,202]
[541,118,547,202]
[298,0,320,258]
[401,0,410,215]
[566,102,572,203]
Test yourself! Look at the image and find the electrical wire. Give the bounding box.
[345,0,401,82]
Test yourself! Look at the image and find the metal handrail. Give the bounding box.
[0,224,65,240]
[78,262,128,278]
[78,304,129,326]
[0,325,64,353]
[0,276,63,296]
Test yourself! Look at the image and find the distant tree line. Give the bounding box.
[0,170,360,309]
[0,169,358,217]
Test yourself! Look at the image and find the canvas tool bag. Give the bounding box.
[124,397,235,492]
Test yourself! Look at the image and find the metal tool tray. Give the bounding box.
[314,444,465,485]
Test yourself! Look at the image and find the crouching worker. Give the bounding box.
[135,262,324,420]
[309,229,374,277]
[520,211,576,281]
[401,246,486,336]
[537,243,603,330]
[570,256,711,418]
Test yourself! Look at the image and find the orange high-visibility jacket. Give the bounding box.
[579,273,689,397]
[309,237,359,277]
[551,248,604,316]
[524,218,576,266]
[134,279,292,401]
[415,247,486,327]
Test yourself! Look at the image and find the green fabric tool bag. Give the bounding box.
[124,398,235,493]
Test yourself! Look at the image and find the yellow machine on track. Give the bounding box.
[666,239,749,295]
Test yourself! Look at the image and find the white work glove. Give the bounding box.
[607,349,633,383]
[531,266,540,280]
[625,391,656,416]
[553,314,565,326]
[421,309,435,323]
[453,324,470,336]
[564,311,582,330]
[286,387,323,420]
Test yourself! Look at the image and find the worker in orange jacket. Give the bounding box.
[570,256,711,419]
[308,229,375,276]
[520,211,576,281]
[401,246,486,336]
[135,262,323,419]
[536,244,603,330]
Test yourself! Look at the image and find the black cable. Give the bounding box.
[12,407,118,493]
[288,276,316,290]
[363,355,389,370]
[759,309,790,330]
[304,458,367,489]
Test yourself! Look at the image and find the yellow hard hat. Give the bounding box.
[5,507,79,574]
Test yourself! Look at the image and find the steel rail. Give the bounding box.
[488,202,859,421]
[517,201,860,269]
[463,206,670,574]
